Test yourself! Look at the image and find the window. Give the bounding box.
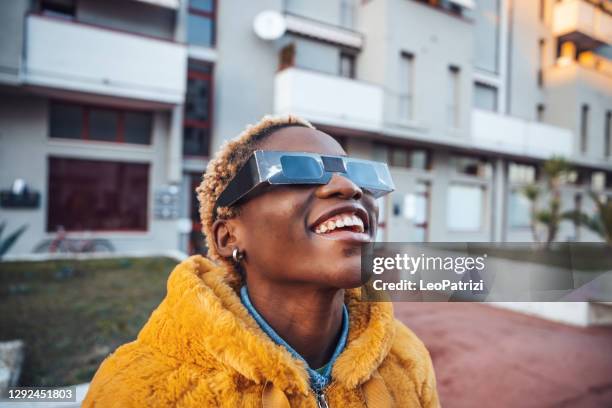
[125,112,154,145]
[340,0,356,29]
[508,163,537,184]
[385,144,431,170]
[398,52,415,121]
[538,39,546,87]
[559,169,587,185]
[49,103,82,140]
[591,171,606,191]
[49,101,153,145]
[187,0,216,47]
[47,157,149,232]
[414,0,465,16]
[89,109,119,142]
[471,0,500,73]
[508,189,531,228]
[339,52,356,79]
[447,66,460,128]
[279,43,296,71]
[580,104,589,153]
[183,60,214,157]
[188,172,207,255]
[412,181,430,241]
[40,0,76,19]
[537,104,546,122]
[473,82,497,112]
[447,184,485,231]
[605,111,611,157]
[450,155,492,178]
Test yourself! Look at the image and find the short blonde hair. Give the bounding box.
[195,114,315,281]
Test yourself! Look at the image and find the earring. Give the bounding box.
[232,247,244,263]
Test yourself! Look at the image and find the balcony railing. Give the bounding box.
[471,109,573,159]
[552,0,612,45]
[24,14,187,104]
[274,67,383,130]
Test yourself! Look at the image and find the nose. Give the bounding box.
[315,173,363,201]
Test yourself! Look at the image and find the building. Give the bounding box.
[0,0,611,257]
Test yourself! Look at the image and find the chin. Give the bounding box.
[332,257,366,289]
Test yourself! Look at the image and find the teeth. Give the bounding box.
[314,212,366,235]
[352,215,364,233]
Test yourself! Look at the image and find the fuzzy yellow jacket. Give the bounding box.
[83,255,440,407]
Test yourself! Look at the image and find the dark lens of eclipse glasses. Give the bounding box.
[280,155,323,179]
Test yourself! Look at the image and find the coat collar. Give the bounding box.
[137,255,396,397]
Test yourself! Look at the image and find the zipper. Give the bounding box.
[315,388,329,408]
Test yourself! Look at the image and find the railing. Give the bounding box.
[471,109,574,159]
[24,14,186,104]
[274,67,383,129]
[553,0,612,44]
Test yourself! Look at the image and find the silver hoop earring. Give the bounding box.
[232,247,244,263]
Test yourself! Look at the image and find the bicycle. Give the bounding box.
[33,226,115,254]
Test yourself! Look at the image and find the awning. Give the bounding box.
[131,0,180,10]
[449,0,476,10]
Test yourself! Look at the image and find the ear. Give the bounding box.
[212,218,239,259]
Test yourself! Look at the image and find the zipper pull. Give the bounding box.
[315,389,329,408]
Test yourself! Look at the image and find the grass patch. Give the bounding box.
[0,257,177,386]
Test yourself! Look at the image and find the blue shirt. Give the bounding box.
[239,285,349,391]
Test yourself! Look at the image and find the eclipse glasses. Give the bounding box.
[215,150,395,210]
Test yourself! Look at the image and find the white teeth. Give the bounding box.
[314,212,366,235]
[352,215,364,232]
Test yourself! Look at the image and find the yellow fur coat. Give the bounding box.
[83,255,440,407]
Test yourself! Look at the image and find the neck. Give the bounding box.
[244,278,345,369]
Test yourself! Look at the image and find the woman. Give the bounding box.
[83,114,440,407]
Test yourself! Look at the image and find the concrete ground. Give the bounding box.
[394,303,612,408]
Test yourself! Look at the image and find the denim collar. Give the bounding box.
[239,285,349,391]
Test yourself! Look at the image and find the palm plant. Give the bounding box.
[571,192,612,245]
[522,156,573,248]
[0,221,27,260]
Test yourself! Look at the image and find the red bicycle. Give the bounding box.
[33,226,114,254]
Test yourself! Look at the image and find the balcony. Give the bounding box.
[552,0,612,46]
[24,14,187,105]
[546,57,612,95]
[274,67,384,130]
[471,109,573,159]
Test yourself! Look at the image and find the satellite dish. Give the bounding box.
[253,10,286,41]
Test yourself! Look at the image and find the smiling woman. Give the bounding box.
[83,114,440,407]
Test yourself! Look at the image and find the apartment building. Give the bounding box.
[0,0,611,256]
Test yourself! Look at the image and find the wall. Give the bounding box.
[546,64,612,160]
[382,0,474,141]
[78,0,175,40]
[507,0,550,121]
[284,0,343,27]
[0,0,29,85]
[211,0,284,154]
[0,92,181,255]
